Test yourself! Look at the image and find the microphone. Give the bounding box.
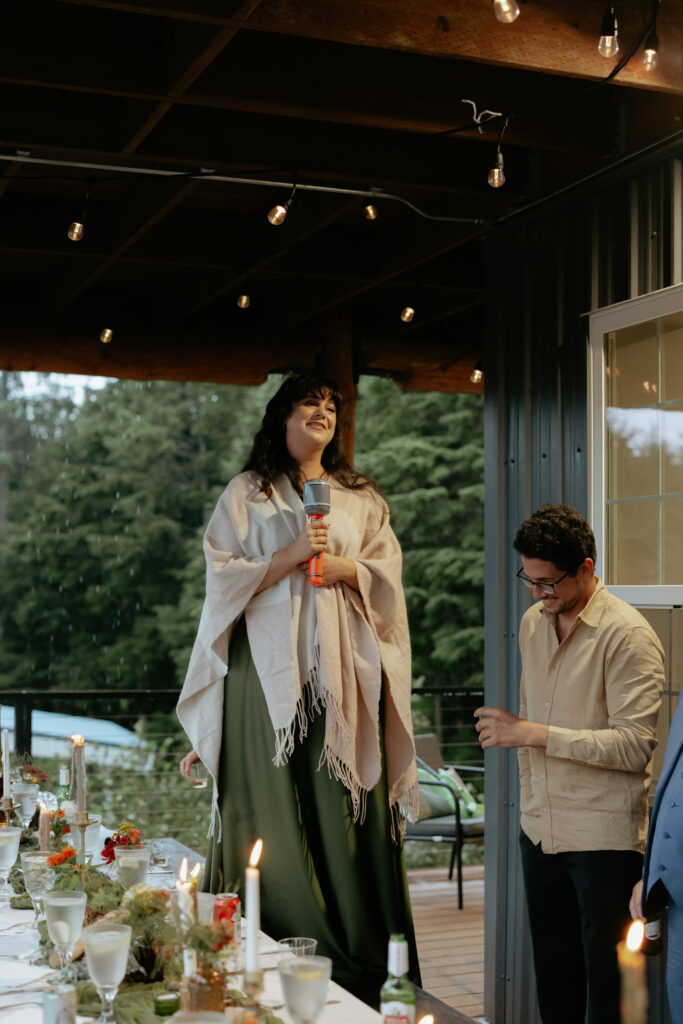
[303,478,330,587]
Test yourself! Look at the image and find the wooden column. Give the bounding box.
[319,312,357,466]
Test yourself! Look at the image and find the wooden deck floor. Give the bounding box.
[408,865,485,1022]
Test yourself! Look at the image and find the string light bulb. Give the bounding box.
[267,203,289,225]
[364,203,379,221]
[400,306,415,323]
[488,147,505,188]
[67,182,92,242]
[99,328,113,344]
[470,360,483,384]
[267,183,297,226]
[642,27,658,69]
[237,293,250,309]
[493,0,520,23]
[598,5,619,57]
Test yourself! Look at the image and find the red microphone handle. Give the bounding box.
[309,513,324,586]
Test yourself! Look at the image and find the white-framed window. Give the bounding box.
[589,282,683,607]
[589,284,683,782]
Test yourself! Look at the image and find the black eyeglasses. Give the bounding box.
[516,567,569,595]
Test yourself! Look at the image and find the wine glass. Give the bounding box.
[20,850,55,932]
[279,954,332,1024]
[12,782,39,830]
[0,826,22,909]
[82,923,132,1023]
[43,889,87,979]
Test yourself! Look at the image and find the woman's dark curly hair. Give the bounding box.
[243,373,379,498]
[513,503,597,575]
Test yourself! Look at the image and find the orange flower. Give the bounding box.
[47,846,77,868]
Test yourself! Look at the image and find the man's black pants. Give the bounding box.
[520,830,643,1024]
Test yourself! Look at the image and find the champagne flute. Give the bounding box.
[20,851,55,932]
[279,954,332,1024]
[43,889,87,979]
[0,826,22,909]
[82,923,132,1023]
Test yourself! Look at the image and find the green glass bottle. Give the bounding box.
[642,913,663,956]
[380,934,416,1024]
[56,765,70,807]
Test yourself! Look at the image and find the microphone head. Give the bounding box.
[303,478,331,516]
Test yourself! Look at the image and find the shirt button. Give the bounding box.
[659,865,667,872]
[544,701,550,708]
[664,832,671,839]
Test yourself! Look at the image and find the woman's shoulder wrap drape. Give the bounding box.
[177,471,418,840]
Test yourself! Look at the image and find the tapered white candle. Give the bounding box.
[246,839,263,973]
[618,921,647,1024]
[1,729,10,793]
[39,803,51,850]
[70,735,86,813]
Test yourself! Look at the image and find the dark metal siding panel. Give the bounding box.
[484,150,683,1024]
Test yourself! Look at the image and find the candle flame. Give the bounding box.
[190,862,201,879]
[417,1016,435,1024]
[627,920,645,951]
[70,734,85,746]
[249,838,263,867]
[178,856,188,884]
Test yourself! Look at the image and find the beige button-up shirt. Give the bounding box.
[518,579,664,854]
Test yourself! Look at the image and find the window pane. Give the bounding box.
[608,501,658,584]
[661,403,683,495]
[607,322,658,409]
[661,498,683,584]
[607,407,659,498]
[661,312,683,402]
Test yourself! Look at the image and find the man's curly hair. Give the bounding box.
[513,503,596,575]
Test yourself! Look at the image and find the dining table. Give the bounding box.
[0,832,383,1024]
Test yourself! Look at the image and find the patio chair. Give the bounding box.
[406,735,485,909]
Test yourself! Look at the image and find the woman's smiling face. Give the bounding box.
[285,391,338,458]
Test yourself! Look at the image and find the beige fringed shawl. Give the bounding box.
[176,471,418,841]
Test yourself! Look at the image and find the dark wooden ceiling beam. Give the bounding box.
[47,176,198,310]
[0,73,649,159]
[121,0,266,154]
[266,222,484,332]
[154,196,361,325]
[56,0,683,95]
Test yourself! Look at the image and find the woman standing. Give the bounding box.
[177,374,420,1003]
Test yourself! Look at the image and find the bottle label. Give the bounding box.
[388,941,409,977]
[645,920,662,940]
[381,1002,415,1024]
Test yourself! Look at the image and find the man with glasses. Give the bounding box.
[475,503,664,1024]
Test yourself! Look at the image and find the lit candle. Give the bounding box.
[174,857,200,929]
[2,728,10,795]
[618,921,647,1024]
[245,839,263,973]
[38,803,51,850]
[70,735,87,814]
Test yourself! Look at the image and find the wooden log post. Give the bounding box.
[319,313,357,467]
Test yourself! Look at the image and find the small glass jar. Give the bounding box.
[179,962,225,1012]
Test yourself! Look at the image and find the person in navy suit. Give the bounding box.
[630,697,683,1020]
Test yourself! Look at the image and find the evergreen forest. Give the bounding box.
[0,371,484,849]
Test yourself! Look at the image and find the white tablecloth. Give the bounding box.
[0,898,381,1024]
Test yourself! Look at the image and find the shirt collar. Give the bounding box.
[538,576,606,629]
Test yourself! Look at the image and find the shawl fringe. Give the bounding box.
[389,780,420,844]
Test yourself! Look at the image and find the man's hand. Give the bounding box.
[629,879,644,921]
[474,706,549,750]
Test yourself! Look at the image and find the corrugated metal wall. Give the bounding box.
[482,145,682,1024]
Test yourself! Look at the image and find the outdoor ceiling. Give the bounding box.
[0,0,681,393]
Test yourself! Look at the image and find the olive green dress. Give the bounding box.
[202,616,421,1005]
